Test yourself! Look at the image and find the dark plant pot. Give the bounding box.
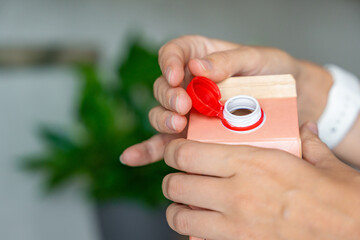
[96,200,184,240]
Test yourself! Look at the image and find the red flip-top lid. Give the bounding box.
[186,76,223,117]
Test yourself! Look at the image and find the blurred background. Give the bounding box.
[1,0,359,239]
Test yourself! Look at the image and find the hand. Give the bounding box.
[162,122,360,239]
[120,35,333,166]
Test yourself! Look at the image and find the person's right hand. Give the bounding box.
[120,35,333,166]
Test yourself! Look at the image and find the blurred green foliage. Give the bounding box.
[23,39,173,206]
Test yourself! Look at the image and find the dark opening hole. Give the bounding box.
[230,108,253,116]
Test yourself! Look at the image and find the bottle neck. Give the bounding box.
[222,95,263,128]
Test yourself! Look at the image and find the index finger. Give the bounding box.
[164,139,257,177]
[158,35,248,87]
[158,38,192,87]
[164,139,307,178]
[159,35,217,87]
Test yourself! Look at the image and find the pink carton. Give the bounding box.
[187,74,301,156]
[186,75,301,240]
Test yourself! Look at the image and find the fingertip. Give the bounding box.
[188,59,208,77]
[189,58,227,82]
[162,174,170,199]
[164,66,173,85]
[119,153,127,165]
[119,146,143,167]
[119,148,131,165]
[164,113,187,133]
[165,64,185,87]
[176,92,192,115]
[301,121,319,136]
[172,114,187,133]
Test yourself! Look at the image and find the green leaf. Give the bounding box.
[77,64,117,140]
[22,37,173,207]
[38,126,79,151]
[118,39,161,90]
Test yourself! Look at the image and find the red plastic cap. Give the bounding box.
[186,76,223,117]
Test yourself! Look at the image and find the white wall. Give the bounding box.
[0,0,359,239]
[0,68,99,240]
[1,0,359,74]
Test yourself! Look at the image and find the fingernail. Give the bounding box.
[165,66,172,84]
[165,116,176,131]
[306,122,319,135]
[175,95,180,113]
[119,153,127,165]
[197,59,212,71]
[170,95,177,111]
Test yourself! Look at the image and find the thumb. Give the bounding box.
[300,121,342,169]
[187,46,262,82]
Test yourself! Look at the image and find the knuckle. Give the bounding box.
[142,138,156,162]
[163,140,175,164]
[178,34,194,41]
[176,153,191,170]
[281,189,303,221]
[223,146,246,170]
[234,146,281,173]
[254,147,277,161]
[227,152,241,170]
[158,41,178,65]
[268,148,288,161]
[173,142,190,169]
[246,46,260,58]
[238,146,261,162]
[164,138,187,165]
[166,174,184,201]
[260,148,289,168]
[159,34,206,66]
[165,41,180,52]
[182,34,205,42]
[172,209,189,234]
[243,47,263,69]
[192,34,205,40]
[273,48,291,60]
[209,51,228,63]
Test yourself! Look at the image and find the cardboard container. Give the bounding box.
[187,74,301,157]
[187,74,301,240]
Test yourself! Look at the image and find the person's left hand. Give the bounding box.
[162,122,360,240]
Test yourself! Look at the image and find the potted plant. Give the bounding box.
[23,38,180,240]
